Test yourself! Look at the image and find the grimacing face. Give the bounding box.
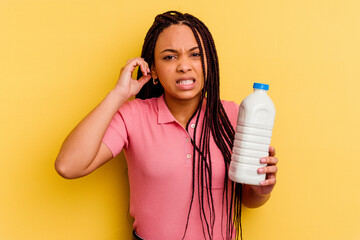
[151,24,207,104]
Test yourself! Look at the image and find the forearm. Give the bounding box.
[55,89,127,177]
[241,184,271,208]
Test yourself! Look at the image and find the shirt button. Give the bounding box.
[187,154,192,158]
[190,123,196,129]
[186,137,190,142]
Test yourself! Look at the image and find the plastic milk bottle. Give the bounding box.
[229,83,276,185]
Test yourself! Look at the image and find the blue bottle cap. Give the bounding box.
[253,83,269,90]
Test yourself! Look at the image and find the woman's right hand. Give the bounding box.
[55,57,151,179]
[114,57,152,100]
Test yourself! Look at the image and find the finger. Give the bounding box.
[124,57,146,72]
[123,58,141,74]
[137,74,151,87]
[269,146,276,157]
[127,58,149,77]
[260,177,276,186]
[126,57,143,64]
[260,157,278,165]
[258,165,278,174]
[266,172,276,180]
[139,61,150,76]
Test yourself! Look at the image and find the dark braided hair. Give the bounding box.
[136,11,243,240]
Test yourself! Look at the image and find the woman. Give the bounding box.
[55,11,278,240]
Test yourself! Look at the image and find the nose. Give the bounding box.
[176,57,192,73]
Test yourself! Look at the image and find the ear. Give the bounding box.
[151,64,158,79]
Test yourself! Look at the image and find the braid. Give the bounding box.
[136,11,243,240]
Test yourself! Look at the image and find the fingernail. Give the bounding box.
[270,146,274,151]
[258,168,264,173]
[260,158,266,163]
[260,180,266,185]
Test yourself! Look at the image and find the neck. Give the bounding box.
[164,94,203,129]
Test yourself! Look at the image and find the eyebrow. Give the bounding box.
[160,46,199,54]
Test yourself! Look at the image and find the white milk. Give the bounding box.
[229,83,276,185]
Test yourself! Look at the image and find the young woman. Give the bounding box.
[55,11,278,240]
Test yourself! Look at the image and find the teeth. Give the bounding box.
[178,80,194,85]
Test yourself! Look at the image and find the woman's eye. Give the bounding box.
[163,55,175,60]
[191,52,201,57]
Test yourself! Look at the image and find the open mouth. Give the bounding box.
[176,79,195,85]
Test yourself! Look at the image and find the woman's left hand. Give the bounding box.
[250,146,278,196]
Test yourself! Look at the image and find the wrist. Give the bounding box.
[111,85,132,100]
[107,89,129,109]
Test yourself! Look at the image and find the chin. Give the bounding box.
[178,91,202,101]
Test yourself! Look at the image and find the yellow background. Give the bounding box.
[1,0,359,239]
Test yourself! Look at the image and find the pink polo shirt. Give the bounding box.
[102,94,239,240]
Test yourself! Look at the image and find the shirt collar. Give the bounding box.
[157,94,207,125]
[157,94,177,124]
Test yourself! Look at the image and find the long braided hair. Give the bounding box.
[136,11,243,240]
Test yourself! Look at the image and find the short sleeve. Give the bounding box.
[102,102,131,158]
